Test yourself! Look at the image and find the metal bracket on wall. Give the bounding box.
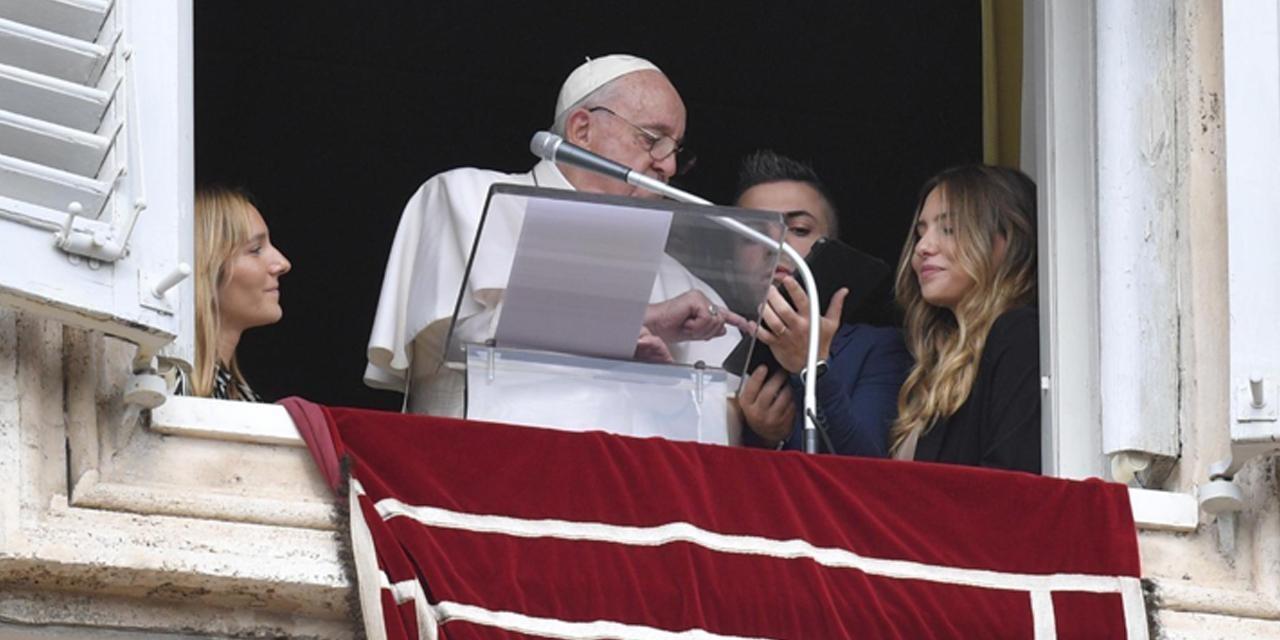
[1201,375,1280,557]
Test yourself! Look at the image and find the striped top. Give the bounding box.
[172,362,263,402]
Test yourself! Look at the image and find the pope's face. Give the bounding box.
[578,71,687,198]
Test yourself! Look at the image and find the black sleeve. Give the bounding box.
[979,309,1042,473]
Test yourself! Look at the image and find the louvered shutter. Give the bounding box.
[0,0,192,361]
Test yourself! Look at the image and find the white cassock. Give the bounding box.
[366,160,739,417]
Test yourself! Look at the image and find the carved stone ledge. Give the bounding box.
[1,501,353,635]
[0,589,354,639]
[69,469,337,531]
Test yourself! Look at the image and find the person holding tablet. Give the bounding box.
[733,151,910,456]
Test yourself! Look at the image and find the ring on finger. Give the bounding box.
[708,304,719,318]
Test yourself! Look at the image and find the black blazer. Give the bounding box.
[914,306,1041,474]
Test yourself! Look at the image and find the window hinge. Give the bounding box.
[53,201,129,263]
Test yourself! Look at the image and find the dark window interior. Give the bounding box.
[194,1,982,410]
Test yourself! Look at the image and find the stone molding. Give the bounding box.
[0,311,356,638]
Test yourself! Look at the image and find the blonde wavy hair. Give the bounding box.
[889,165,1037,455]
[192,186,256,398]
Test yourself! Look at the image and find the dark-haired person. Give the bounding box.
[733,150,910,456]
[890,164,1041,473]
[172,186,291,401]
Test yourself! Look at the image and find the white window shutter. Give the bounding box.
[1223,3,1280,442]
[0,0,193,362]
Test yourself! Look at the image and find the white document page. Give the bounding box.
[495,197,673,359]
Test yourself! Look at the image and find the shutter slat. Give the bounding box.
[0,108,111,177]
[0,61,109,130]
[0,16,107,85]
[0,151,109,217]
[0,0,111,42]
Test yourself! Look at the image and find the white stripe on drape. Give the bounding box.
[1030,590,1057,640]
[1121,576,1151,640]
[426,594,775,640]
[354,479,1145,639]
[372,491,1140,595]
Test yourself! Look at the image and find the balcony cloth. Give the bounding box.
[280,397,1148,640]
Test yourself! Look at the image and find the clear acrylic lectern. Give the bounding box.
[445,184,783,444]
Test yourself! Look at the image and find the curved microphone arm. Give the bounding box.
[626,175,823,455]
[531,131,824,453]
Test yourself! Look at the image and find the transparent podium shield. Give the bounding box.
[443,184,784,374]
[465,344,736,445]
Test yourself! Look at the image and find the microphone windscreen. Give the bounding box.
[529,131,561,162]
[528,130,631,182]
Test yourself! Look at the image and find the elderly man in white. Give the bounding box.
[366,54,741,417]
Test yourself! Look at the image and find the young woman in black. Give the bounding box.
[890,165,1041,473]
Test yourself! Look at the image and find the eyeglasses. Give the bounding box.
[587,106,696,175]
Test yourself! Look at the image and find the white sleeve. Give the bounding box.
[364,169,499,390]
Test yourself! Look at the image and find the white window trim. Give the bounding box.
[1024,0,1106,481]
[1026,0,1200,532]
[1223,0,1280,462]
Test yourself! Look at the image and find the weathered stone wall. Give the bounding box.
[0,309,355,638]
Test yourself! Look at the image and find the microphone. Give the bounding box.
[531,131,692,202]
[530,131,631,183]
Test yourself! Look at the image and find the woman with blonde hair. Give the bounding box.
[173,186,291,400]
[890,165,1040,473]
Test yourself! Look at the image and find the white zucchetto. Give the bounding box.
[554,54,661,120]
